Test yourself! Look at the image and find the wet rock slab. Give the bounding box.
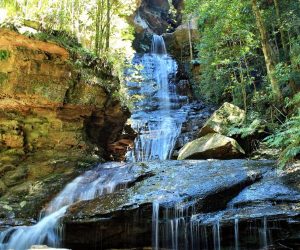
[63,160,274,249]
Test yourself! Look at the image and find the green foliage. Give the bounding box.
[0,0,137,58]
[0,72,8,85]
[229,119,264,139]
[0,50,10,61]
[185,0,259,107]
[0,0,137,109]
[184,0,300,166]
[265,93,300,167]
[185,0,300,105]
[228,111,266,139]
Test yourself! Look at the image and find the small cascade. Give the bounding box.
[260,217,268,248]
[151,34,167,54]
[0,163,137,250]
[152,202,160,250]
[234,218,239,250]
[149,204,288,250]
[213,221,221,250]
[126,34,190,161]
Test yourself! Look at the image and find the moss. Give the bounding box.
[0,72,8,85]
[0,50,10,61]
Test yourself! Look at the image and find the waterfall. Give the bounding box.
[126,34,189,161]
[234,218,239,250]
[151,34,167,54]
[152,202,160,250]
[0,163,135,250]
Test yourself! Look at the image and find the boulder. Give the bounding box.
[177,133,245,160]
[198,102,245,137]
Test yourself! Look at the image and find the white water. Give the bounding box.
[0,163,134,250]
[150,202,281,250]
[152,202,160,250]
[0,34,190,250]
[151,35,167,55]
[234,218,239,250]
[126,34,189,161]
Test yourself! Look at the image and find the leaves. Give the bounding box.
[265,94,300,167]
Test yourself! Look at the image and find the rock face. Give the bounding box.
[198,102,246,137]
[63,160,261,248]
[0,29,130,219]
[131,0,184,52]
[63,160,300,250]
[175,102,247,160]
[177,133,245,160]
[172,101,214,158]
[164,17,199,59]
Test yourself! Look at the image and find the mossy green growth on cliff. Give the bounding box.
[0,50,10,61]
[0,72,8,85]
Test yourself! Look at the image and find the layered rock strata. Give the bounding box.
[0,29,130,219]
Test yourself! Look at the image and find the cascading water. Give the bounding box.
[126,34,189,161]
[0,34,292,250]
[0,163,137,250]
[150,204,285,250]
[0,33,191,250]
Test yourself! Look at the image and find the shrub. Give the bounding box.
[265,93,300,167]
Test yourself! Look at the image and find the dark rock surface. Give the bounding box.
[131,0,184,52]
[172,101,214,158]
[62,160,298,249]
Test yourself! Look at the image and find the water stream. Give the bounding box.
[126,34,189,161]
[0,163,138,250]
[0,35,295,250]
[0,33,189,250]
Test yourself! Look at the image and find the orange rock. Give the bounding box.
[0,29,69,60]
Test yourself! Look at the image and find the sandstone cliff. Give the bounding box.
[0,29,130,220]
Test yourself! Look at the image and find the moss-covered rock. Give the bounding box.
[177,133,245,160]
[198,102,246,137]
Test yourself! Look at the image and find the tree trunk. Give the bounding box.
[105,0,111,50]
[95,0,102,55]
[251,0,282,101]
[188,19,193,61]
[273,0,288,57]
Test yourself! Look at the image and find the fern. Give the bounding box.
[265,93,300,167]
[228,111,266,139]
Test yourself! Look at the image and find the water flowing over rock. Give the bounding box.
[63,160,300,250]
[0,162,149,250]
[29,246,69,250]
[151,34,167,54]
[126,35,190,161]
[131,0,184,52]
[1,28,299,250]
